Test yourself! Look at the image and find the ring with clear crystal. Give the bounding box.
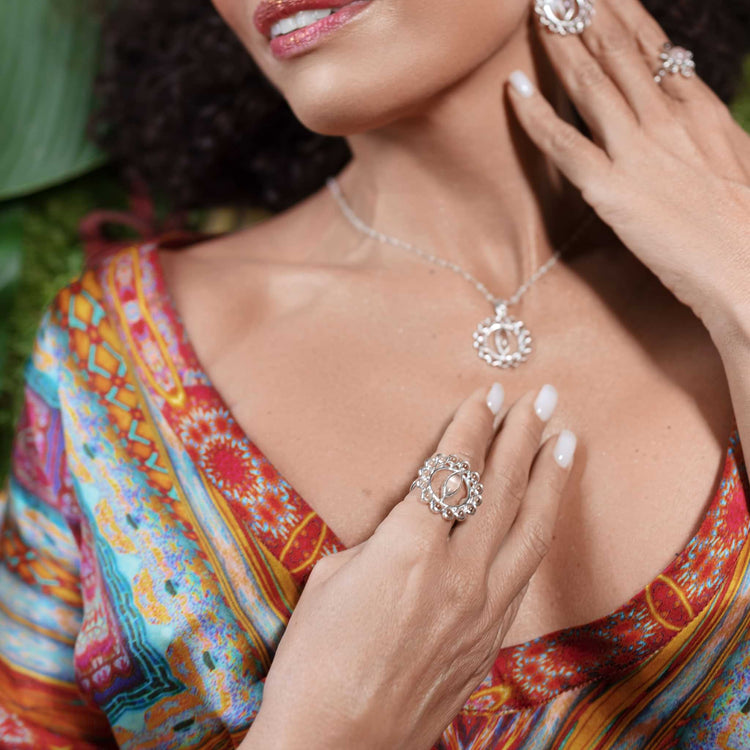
[410,453,484,522]
[654,42,696,84]
[534,0,595,36]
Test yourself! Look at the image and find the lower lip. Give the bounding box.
[269,0,372,60]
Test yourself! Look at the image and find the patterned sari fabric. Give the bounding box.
[2,233,750,749]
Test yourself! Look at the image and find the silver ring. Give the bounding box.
[410,453,484,522]
[654,42,696,84]
[533,0,595,36]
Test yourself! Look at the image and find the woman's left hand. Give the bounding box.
[507,0,750,347]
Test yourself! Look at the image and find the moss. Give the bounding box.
[0,165,211,485]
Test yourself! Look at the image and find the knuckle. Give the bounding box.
[519,413,543,449]
[549,124,580,153]
[460,402,493,439]
[591,30,631,58]
[493,468,527,508]
[644,109,682,136]
[383,507,442,557]
[635,27,668,53]
[573,61,607,90]
[520,519,554,563]
[405,527,443,560]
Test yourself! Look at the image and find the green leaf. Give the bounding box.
[0,0,108,202]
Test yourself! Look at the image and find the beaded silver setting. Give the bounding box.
[473,301,533,369]
[654,42,696,84]
[325,176,597,372]
[410,453,484,522]
[534,0,595,35]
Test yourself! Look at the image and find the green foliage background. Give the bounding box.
[1,59,750,485]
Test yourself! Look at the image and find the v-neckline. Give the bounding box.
[107,233,750,710]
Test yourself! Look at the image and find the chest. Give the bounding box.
[179,259,737,645]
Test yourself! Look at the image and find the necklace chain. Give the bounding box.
[325,175,596,309]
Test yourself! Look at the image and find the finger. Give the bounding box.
[506,73,613,196]
[577,0,669,126]
[607,0,747,181]
[450,384,557,564]
[486,429,577,610]
[385,383,503,544]
[607,0,715,108]
[532,8,638,156]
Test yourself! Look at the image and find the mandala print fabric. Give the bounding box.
[1,234,750,749]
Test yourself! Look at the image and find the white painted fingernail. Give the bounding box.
[554,429,577,468]
[534,384,558,422]
[486,382,505,415]
[509,70,535,98]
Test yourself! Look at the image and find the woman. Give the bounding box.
[2,0,750,746]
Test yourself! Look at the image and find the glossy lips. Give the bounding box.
[254,0,373,59]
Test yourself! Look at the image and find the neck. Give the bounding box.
[330,16,592,299]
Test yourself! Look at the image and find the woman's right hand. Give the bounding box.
[242,382,577,750]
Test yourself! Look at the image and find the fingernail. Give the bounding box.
[486,382,505,415]
[509,70,535,98]
[554,429,577,468]
[534,384,558,422]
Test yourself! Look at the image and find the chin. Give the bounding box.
[276,62,461,137]
[212,0,530,137]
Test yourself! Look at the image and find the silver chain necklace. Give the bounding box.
[326,176,596,369]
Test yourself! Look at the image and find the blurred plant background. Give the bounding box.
[0,0,261,485]
[0,2,749,486]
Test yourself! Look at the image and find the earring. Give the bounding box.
[533,0,595,35]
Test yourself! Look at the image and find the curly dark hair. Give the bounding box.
[89,0,750,214]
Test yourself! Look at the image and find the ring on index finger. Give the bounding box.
[410,453,484,522]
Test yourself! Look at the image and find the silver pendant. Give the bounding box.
[473,302,533,369]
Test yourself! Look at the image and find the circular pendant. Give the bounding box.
[473,302,533,369]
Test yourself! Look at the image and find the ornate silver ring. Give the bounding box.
[410,453,484,522]
[654,42,696,84]
[534,0,595,36]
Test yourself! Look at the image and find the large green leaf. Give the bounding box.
[0,0,107,201]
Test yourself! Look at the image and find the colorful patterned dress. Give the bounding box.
[2,233,750,749]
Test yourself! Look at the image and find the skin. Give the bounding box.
[247,386,574,749]
[157,0,750,744]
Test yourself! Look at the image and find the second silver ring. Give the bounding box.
[654,42,696,84]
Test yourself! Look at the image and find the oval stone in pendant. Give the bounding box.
[473,303,533,368]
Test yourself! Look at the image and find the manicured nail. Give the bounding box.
[534,384,558,422]
[509,70,535,98]
[554,429,577,469]
[486,382,505,415]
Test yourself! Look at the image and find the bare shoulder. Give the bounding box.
[163,182,335,275]
[155,184,337,365]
